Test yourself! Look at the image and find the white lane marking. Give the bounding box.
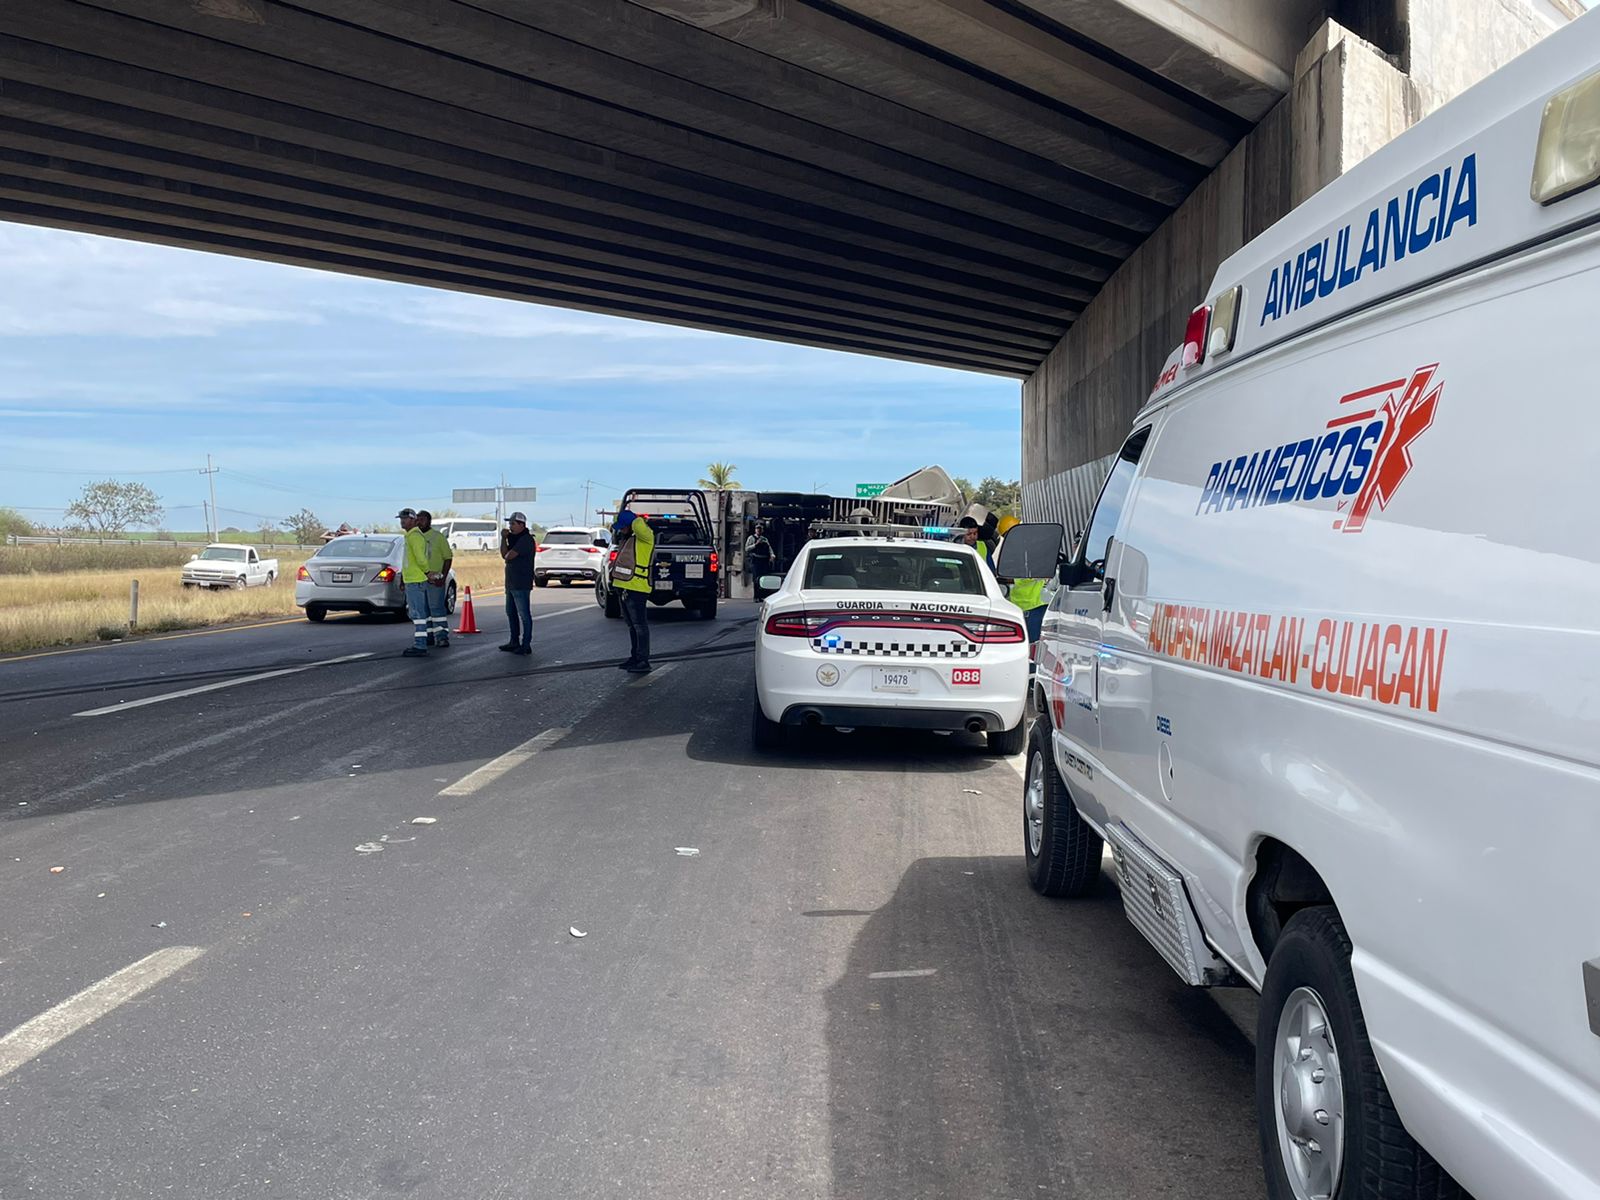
[534,605,591,621]
[438,727,569,796]
[630,661,678,686]
[868,968,938,980]
[0,946,205,1080]
[72,653,373,717]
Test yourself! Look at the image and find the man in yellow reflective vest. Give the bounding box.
[398,507,442,657]
[610,509,656,674]
[996,514,1048,643]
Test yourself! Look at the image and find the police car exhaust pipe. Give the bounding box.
[965,717,985,734]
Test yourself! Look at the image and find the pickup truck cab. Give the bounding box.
[597,490,719,619]
[1012,22,1600,1200]
[180,543,278,590]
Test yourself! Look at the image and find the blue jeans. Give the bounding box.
[620,589,650,664]
[505,588,532,648]
[1024,605,1045,643]
[405,581,449,649]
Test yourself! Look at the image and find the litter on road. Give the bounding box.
[151,921,166,928]
[569,927,587,939]
[962,789,983,795]
[411,817,438,825]
[49,866,65,874]
[674,847,700,857]
[354,842,384,854]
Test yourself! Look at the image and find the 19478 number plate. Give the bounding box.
[872,667,920,693]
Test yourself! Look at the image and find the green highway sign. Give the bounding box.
[855,483,888,498]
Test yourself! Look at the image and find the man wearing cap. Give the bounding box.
[957,516,995,572]
[500,512,535,656]
[397,507,435,657]
[609,509,655,674]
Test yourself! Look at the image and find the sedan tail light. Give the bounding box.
[373,566,396,582]
[582,546,601,554]
[960,619,1026,644]
[764,611,829,637]
[296,565,311,582]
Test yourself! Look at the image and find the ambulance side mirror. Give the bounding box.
[994,522,1063,580]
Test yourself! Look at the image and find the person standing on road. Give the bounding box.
[398,507,434,657]
[744,522,773,596]
[416,510,452,649]
[499,511,535,656]
[610,508,656,675]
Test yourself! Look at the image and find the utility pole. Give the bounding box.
[199,454,219,540]
[583,479,593,524]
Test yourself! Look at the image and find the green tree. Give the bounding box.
[951,476,975,504]
[0,507,35,539]
[972,477,1021,516]
[64,479,163,536]
[698,462,741,491]
[285,508,324,545]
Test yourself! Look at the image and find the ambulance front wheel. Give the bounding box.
[1256,906,1462,1200]
[1022,720,1101,897]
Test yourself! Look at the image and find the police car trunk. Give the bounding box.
[760,538,1029,733]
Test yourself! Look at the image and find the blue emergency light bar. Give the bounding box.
[923,526,952,536]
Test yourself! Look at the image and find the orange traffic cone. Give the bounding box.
[455,585,480,635]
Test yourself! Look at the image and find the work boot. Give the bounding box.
[435,637,449,648]
[514,645,532,656]
[402,647,429,658]
[624,662,652,675]
[426,633,436,647]
[616,658,639,669]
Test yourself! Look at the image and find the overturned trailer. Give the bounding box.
[710,467,965,599]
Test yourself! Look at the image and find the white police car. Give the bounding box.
[752,525,1030,753]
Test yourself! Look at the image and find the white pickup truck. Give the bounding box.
[180,543,279,590]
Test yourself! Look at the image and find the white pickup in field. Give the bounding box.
[180,543,279,590]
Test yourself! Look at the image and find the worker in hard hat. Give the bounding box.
[995,514,1049,643]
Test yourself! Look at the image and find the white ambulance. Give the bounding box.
[1003,15,1600,1200]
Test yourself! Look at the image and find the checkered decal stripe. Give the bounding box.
[812,638,980,659]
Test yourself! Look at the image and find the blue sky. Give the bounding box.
[0,222,1021,532]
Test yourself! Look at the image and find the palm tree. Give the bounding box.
[699,462,741,491]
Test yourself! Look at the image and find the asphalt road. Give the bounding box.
[0,586,1265,1199]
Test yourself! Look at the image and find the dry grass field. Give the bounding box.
[0,547,510,654]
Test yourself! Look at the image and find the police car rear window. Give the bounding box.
[804,546,983,594]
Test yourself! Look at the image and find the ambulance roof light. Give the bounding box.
[1207,286,1242,358]
[1181,304,1210,369]
[1532,67,1600,205]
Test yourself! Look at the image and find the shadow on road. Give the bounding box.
[825,855,1265,1200]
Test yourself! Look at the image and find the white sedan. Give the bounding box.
[752,532,1030,753]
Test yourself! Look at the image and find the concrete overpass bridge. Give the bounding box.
[0,0,1576,516]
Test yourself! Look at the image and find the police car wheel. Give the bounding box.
[986,720,1025,756]
[1257,907,1462,1200]
[751,694,784,751]
[1023,720,1101,898]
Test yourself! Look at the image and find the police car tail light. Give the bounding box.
[373,566,396,582]
[295,565,311,582]
[1532,68,1600,205]
[1207,286,1242,357]
[765,611,827,637]
[1180,303,1210,368]
[709,551,720,573]
[962,618,1026,644]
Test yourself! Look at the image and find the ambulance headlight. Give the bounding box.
[1532,68,1600,205]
